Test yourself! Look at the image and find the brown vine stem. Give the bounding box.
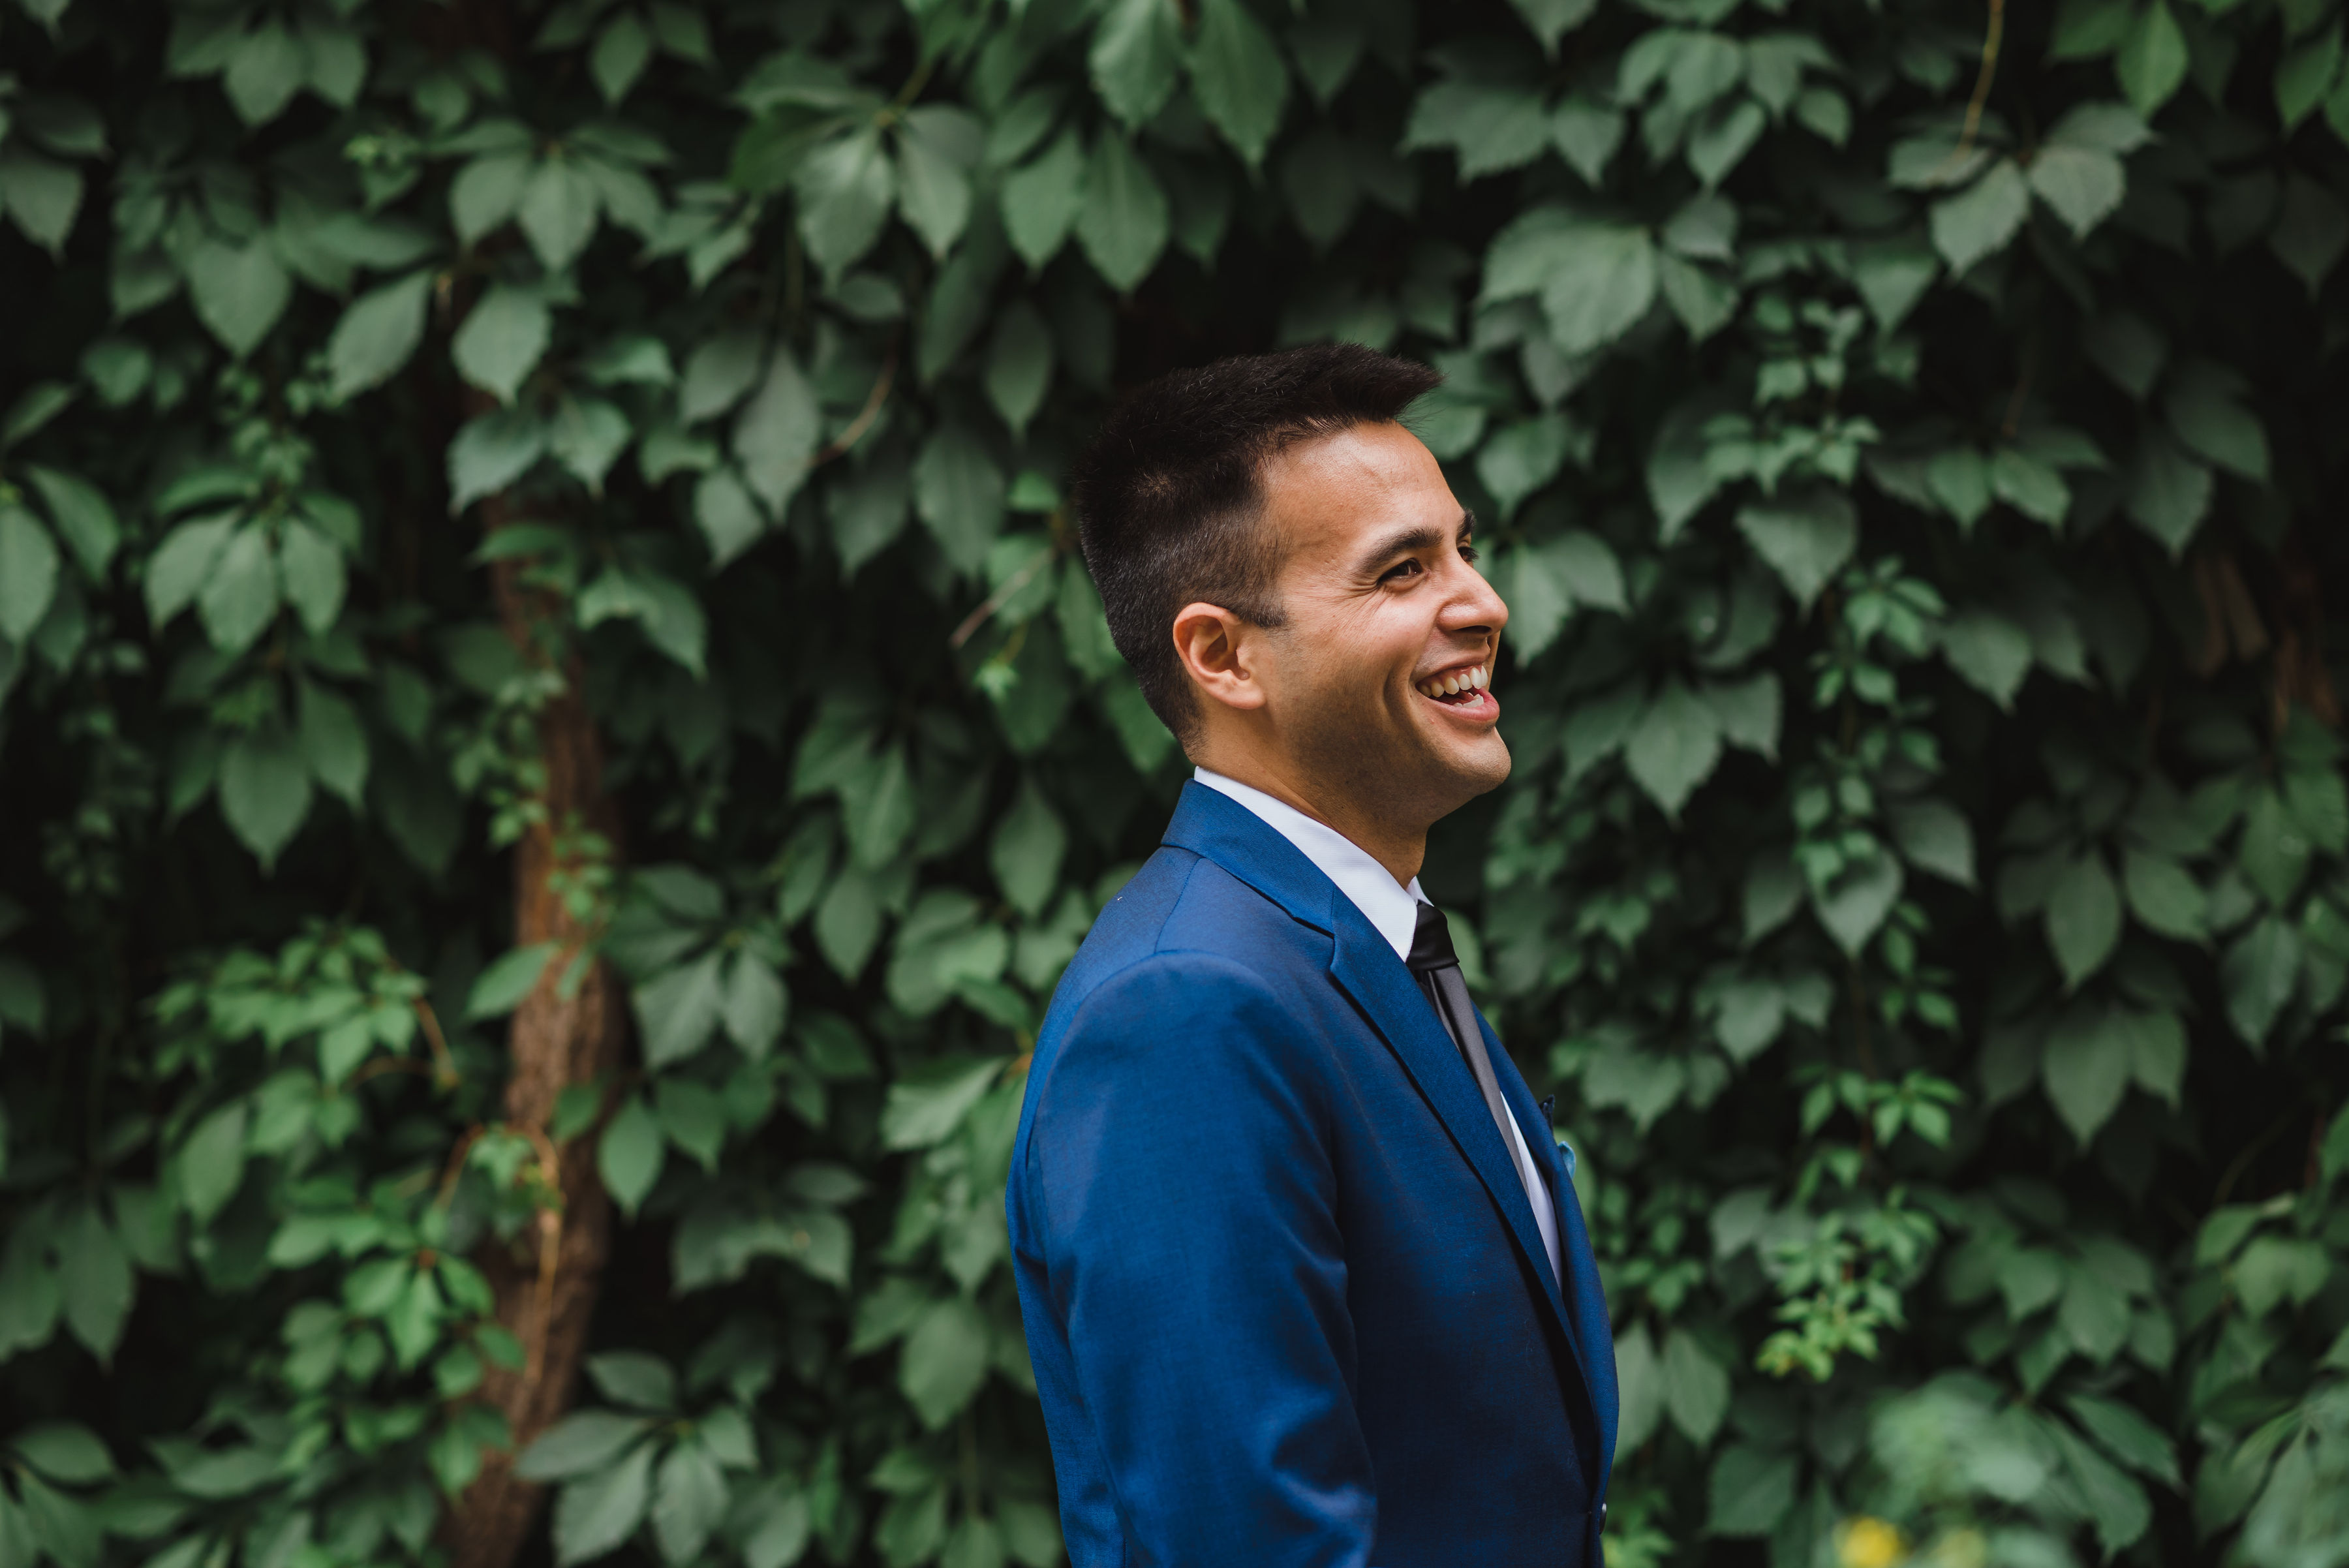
[437,1123,487,1205]
[352,1055,436,1086]
[949,543,1058,650]
[1954,0,2005,162]
[522,1124,567,1389]
[811,339,899,469]
[415,996,461,1088]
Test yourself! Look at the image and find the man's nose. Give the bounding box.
[1440,557,1509,636]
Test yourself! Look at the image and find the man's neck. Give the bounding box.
[1191,756,1426,887]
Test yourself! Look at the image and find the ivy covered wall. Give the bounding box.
[3,0,2349,1564]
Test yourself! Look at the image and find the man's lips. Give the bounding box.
[1414,661,1497,716]
[1415,661,1490,701]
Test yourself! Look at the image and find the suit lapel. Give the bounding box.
[1488,1022,1619,1496]
[1323,917,1572,1331]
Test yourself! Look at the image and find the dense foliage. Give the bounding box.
[5,0,2349,1563]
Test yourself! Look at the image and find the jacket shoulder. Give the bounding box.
[1050,844,1324,1013]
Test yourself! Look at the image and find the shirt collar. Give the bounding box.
[1191,767,1424,961]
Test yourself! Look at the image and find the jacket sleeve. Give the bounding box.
[1024,952,1374,1568]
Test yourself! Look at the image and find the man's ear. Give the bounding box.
[1171,602,1268,715]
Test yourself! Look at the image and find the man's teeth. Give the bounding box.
[1416,664,1490,699]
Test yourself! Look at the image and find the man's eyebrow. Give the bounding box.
[1355,510,1474,574]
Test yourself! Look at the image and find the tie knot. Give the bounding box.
[1407,900,1458,974]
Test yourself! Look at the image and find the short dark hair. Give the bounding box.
[1069,344,1443,742]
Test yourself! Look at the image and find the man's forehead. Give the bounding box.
[1260,422,1460,557]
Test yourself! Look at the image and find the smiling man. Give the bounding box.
[1007,345,1618,1567]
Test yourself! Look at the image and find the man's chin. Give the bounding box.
[1457,735,1512,793]
[1417,731,1511,810]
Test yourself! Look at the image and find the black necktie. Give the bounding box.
[1407,902,1532,1190]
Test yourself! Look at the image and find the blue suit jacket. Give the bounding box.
[1008,782,1618,1566]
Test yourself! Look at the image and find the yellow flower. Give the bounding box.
[1835,1516,1907,1568]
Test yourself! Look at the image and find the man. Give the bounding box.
[1006,345,1617,1566]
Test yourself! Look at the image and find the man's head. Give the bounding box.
[1071,345,1511,867]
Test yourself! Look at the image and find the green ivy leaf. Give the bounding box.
[733,347,821,514]
[990,779,1067,918]
[1890,798,1976,887]
[592,12,654,104]
[844,743,916,869]
[276,519,346,636]
[517,1412,654,1483]
[452,283,553,405]
[1000,129,1086,272]
[1188,0,1289,166]
[1939,608,2034,709]
[2163,361,2269,482]
[985,303,1055,438]
[1073,132,1169,292]
[448,409,551,514]
[2222,915,2301,1048]
[57,1203,131,1364]
[295,679,368,807]
[882,1055,1006,1151]
[636,951,726,1067]
[795,128,894,278]
[185,237,292,359]
[1707,1443,1798,1536]
[588,1349,678,1412]
[553,1443,654,1566]
[2269,175,2349,294]
[1624,680,1723,818]
[599,1096,668,1214]
[651,1442,729,1565]
[1477,414,1573,520]
[898,1297,990,1429]
[0,506,61,644]
[468,942,560,1021]
[2043,1003,2131,1143]
[897,107,979,259]
[1090,0,1183,127]
[1543,221,1658,357]
[175,1102,249,1224]
[519,157,603,273]
[1929,159,2030,275]
[192,524,278,654]
[0,148,83,255]
[20,466,117,579]
[914,422,1005,576]
[2115,0,2189,117]
[1511,0,1598,51]
[1811,853,1905,957]
[219,727,313,870]
[1734,491,1856,611]
[1403,82,1552,181]
[2048,852,2123,990]
[1662,1329,1730,1444]
[721,951,788,1058]
[2123,430,2211,556]
[223,20,305,126]
[9,1425,115,1486]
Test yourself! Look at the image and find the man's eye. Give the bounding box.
[1382,559,1424,582]
[1459,545,1479,564]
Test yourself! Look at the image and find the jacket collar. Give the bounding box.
[1163,781,1612,1488]
[1161,779,1343,934]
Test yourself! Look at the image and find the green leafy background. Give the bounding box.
[5,0,2349,1563]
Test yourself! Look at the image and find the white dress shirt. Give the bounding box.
[1193,768,1563,1285]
